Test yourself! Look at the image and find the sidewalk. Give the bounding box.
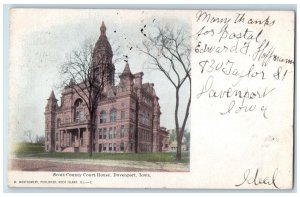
[10,157,189,172]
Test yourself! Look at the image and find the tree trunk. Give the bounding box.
[88,120,93,157]
[175,88,181,161]
[176,136,182,161]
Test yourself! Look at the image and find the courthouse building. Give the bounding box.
[44,22,169,153]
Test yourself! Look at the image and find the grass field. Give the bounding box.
[13,143,189,163]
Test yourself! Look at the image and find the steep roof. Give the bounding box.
[48,90,57,100]
[120,63,133,78]
[93,21,113,57]
[122,63,132,75]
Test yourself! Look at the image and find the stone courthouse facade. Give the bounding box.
[44,22,169,153]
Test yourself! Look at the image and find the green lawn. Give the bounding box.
[13,142,45,153]
[13,143,189,163]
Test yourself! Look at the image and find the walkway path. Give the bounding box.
[9,158,189,172]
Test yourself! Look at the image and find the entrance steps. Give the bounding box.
[62,147,74,152]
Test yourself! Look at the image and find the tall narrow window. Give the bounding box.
[99,128,102,139]
[103,128,107,139]
[130,143,133,151]
[120,141,124,151]
[113,127,116,138]
[109,143,112,151]
[120,125,124,138]
[109,128,112,139]
[74,99,84,122]
[121,111,125,120]
[142,111,146,124]
[100,111,106,123]
[99,144,102,152]
[130,125,135,140]
[110,108,116,122]
[113,143,116,151]
[57,118,61,128]
[146,113,150,126]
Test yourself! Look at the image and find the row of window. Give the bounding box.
[50,127,150,143]
[55,132,67,141]
[141,111,151,126]
[100,142,125,151]
[99,109,151,126]
[50,127,128,143]
[53,109,151,129]
[100,109,122,123]
[99,126,124,139]
[139,129,152,141]
[139,143,152,152]
[56,111,84,128]
[47,143,152,152]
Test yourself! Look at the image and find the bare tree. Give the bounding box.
[35,134,45,145]
[140,25,191,160]
[60,42,113,157]
[23,130,34,143]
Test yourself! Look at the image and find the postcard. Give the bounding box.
[7,9,294,189]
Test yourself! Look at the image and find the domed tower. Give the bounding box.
[92,21,115,87]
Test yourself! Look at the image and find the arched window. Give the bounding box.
[120,141,124,151]
[110,108,116,122]
[74,99,84,122]
[100,111,106,123]
[57,118,61,128]
[74,99,83,107]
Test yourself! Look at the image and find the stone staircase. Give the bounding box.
[62,147,75,152]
